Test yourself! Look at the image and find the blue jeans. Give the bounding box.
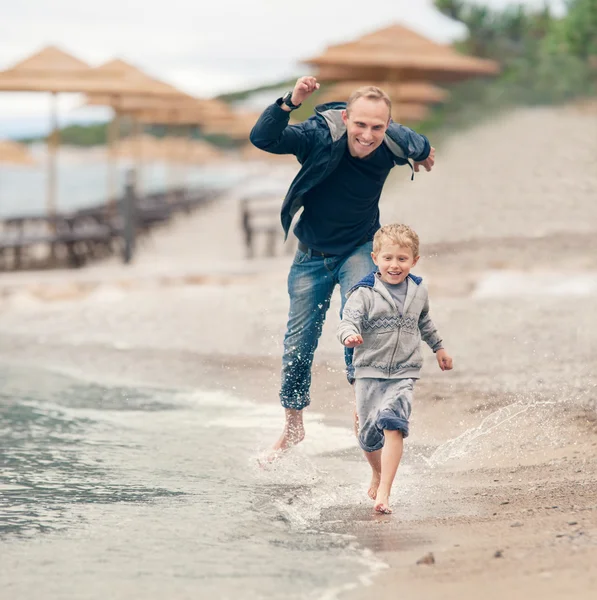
[280,242,375,410]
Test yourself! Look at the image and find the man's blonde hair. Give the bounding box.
[373,223,420,257]
[346,86,392,118]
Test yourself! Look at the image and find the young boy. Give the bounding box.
[337,223,453,514]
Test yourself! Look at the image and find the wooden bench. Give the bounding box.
[0,185,223,270]
[0,213,116,269]
[240,194,295,259]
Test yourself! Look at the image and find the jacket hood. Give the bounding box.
[313,102,407,160]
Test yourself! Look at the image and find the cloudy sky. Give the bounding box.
[0,0,565,136]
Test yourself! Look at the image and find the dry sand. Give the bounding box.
[1,105,596,599]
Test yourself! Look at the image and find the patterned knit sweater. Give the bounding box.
[337,271,443,380]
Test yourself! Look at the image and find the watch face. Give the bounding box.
[283,93,298,109]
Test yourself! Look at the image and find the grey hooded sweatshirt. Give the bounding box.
[337,271,443,380]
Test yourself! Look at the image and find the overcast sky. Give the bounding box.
[0,0,565,135]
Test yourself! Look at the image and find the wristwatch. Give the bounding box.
[281,91,302,111]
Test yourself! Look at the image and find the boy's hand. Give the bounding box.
[343,335,363,348]
[436,349,453,371]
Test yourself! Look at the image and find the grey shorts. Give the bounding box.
[355,378,415,452]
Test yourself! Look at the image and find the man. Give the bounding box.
[249,76,435,456]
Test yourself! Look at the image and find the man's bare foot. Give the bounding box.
[374,493,392,514]
[368,471,381,500]
[261,409,305,463]
[272,422,305,452]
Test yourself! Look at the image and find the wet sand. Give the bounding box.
[1,105,596,598]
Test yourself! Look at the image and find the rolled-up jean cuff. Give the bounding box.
[346,367,355,385]
[377,414,409,438]
[358,436,385,453]
[280,395,310,410]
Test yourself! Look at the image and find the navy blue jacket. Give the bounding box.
[249,98,431,238]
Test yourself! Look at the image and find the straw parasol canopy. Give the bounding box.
[134,98,233,126]
[306,24,500,83]
[162,138,224,164]
[115,134,166,160]
[0,46,184,95]
[0,46,184,216]
[314,81,446,123]
[201,111,260,140]
[0,139,35,165]
[84,58,198,204]
[317,81,449,105]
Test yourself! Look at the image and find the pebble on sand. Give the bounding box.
[416,552,436,566]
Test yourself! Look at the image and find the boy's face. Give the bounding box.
[372,243,419,285]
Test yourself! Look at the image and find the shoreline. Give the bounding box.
[1,103,596,598]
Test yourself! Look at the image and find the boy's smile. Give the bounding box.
[372,243,419,284]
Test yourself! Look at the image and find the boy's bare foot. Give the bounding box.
[374,492,392,514]
[368,471,381,499]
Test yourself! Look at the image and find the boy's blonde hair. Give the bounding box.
[346,86,392,118]
[373,224,420,257]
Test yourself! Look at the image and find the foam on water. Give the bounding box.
[1,365,387,600]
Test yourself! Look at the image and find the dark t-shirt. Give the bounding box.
[293,142,394,255]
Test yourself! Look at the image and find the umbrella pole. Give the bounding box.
[167,123,176,204]
[47,91,58,218]
[185,126,193,189]
[133,118,144,199]
[386,71,399,122]
[107,106,120,216]
[46,91,59,264]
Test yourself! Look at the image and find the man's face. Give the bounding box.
[342,97,390,158]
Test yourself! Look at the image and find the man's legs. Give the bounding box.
[273,252,335,453]
[336,242,375,435]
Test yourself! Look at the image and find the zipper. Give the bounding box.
[387,322,401,377]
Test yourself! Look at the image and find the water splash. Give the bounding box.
[425,399,557,467]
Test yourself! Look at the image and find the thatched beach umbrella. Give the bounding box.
[318,81,449,105]
[133,99,238,189]
[201,112,261,141]
[85,58,196,205]
[0,140,35,165]
[132,101,228,192]
[133,98,233,127]
[316,81,448,122]
[307,24,500,83]
[0,46,182,216]
[186,140,224,164]
[115,134,165,161]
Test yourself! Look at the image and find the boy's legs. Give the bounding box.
[273,251,335,452]
[355,378,413,512]
[374,431,404,514]
[363,448,382,500]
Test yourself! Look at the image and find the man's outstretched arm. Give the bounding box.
[249,76,320,157]
[387,122,436,172]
